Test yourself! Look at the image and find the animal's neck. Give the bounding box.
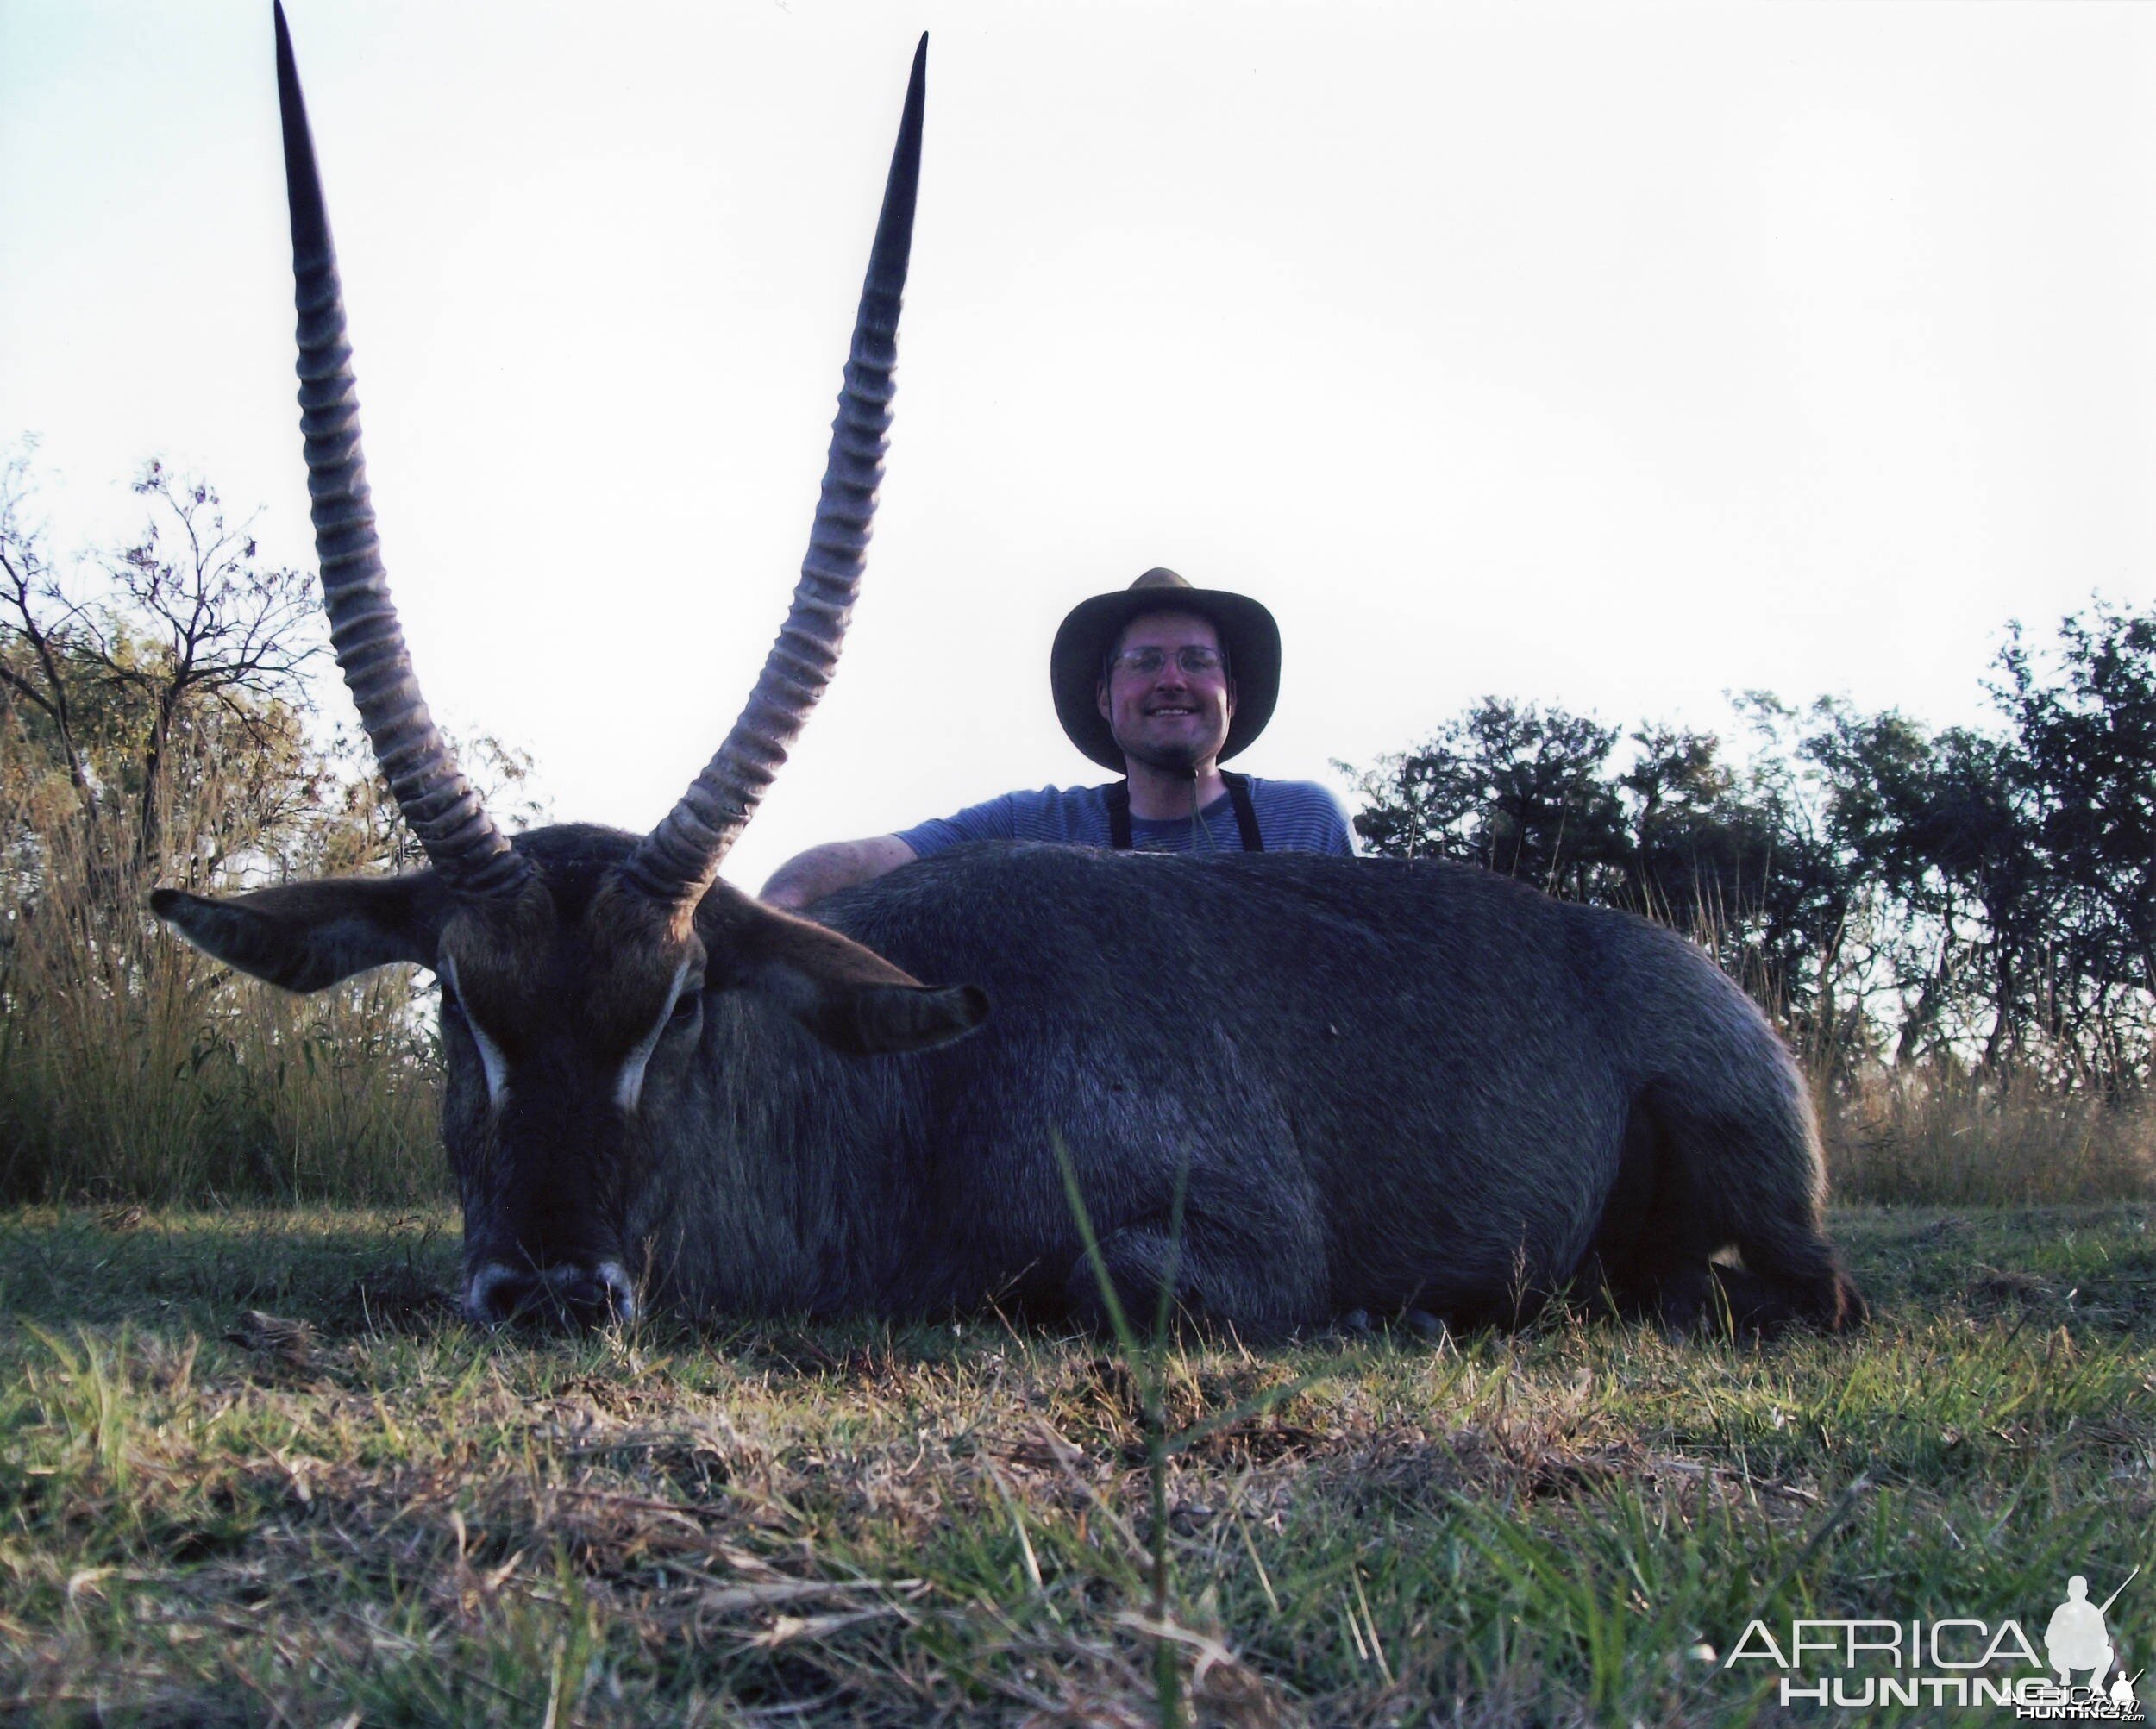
[625,995,917,1318]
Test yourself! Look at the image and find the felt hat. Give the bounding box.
[1050,568,1281,771]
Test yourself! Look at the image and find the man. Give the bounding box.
[761,568,1355,909]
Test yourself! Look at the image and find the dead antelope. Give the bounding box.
[155,9,1864,1339]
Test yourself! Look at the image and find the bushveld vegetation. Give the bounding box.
[3,455,2153,1722]
[0,453,535,1207]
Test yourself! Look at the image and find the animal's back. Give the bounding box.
[805,843,1856,1334]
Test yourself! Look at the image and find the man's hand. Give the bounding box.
[759,836,918,911]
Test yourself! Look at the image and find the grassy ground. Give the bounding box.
[0,1205,2150,1726]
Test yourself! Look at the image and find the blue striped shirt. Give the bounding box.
[896,778,1357,859]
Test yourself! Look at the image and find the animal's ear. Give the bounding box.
[700,891,987,1056]
[150,874,451,993]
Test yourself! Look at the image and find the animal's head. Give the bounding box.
[153,9,978,1325]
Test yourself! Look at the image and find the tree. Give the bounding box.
[1990,604,2156,1089]
[2,449,547,1204]
[1,453,325,885]
[1341,698,1629,897]
[1800,711,2020,1067]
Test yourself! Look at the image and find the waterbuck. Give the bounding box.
[154,9,1865,1340]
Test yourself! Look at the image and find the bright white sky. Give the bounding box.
[4,2,2153,893]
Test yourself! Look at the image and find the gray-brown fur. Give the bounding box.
[697,834,1863,1337]
[158,821,1862,1337]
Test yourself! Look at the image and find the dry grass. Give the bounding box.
[0,763,442,1208]
[0,1203,2151,1725]
[1824,1068,2156,1206]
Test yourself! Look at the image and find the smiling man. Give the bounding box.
[761,568,1356,910]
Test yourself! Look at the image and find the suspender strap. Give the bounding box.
[1102,776,1264,852]
[1221,771,1266,852]
[1105,779,1133,849]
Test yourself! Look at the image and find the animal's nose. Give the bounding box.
[465,1259,637,1328]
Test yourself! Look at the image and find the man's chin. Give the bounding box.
[1119,737,1219,774]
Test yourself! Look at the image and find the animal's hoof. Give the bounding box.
[1336,1307,1375,1337]
[1403,1308,1447,1342]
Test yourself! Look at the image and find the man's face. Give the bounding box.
[1095,610,1237,774]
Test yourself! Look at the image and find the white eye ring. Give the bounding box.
[616,958,694,1113]
[439,952,511,1109]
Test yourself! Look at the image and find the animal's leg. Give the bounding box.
[1061,1212,1314,1344]
[1061,1219,1191,1334]
[1632,1086,1868,1336]
[1583,1105,1720,1331]
[1637,1261,1716,1337]
[1725,1229,1868,1332]
[1614,1256,1861,1341]
[1624,1260,1802,1340]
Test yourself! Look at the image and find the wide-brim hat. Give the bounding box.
[1050,568,1281,772]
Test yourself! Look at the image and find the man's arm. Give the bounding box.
[763,788,1036,909]
[760,835,918,911]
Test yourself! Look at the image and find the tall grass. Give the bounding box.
[1823,1064,2155,1205]
[0,755,443,1206]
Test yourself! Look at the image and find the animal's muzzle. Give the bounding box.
[465,1258,637,1328]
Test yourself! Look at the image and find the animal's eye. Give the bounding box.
[438,985,464,1019]
[670,989,703,1023]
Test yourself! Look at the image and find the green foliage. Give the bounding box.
[1990,605,2156,1083]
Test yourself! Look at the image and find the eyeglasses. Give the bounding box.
[1107,646,1227,680]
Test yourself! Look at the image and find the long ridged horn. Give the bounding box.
[275,3,529,899]
[624,35,927,903]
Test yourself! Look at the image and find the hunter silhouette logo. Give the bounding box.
[1724,1566,2144,1716]
[2042,1572,2140,1713]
